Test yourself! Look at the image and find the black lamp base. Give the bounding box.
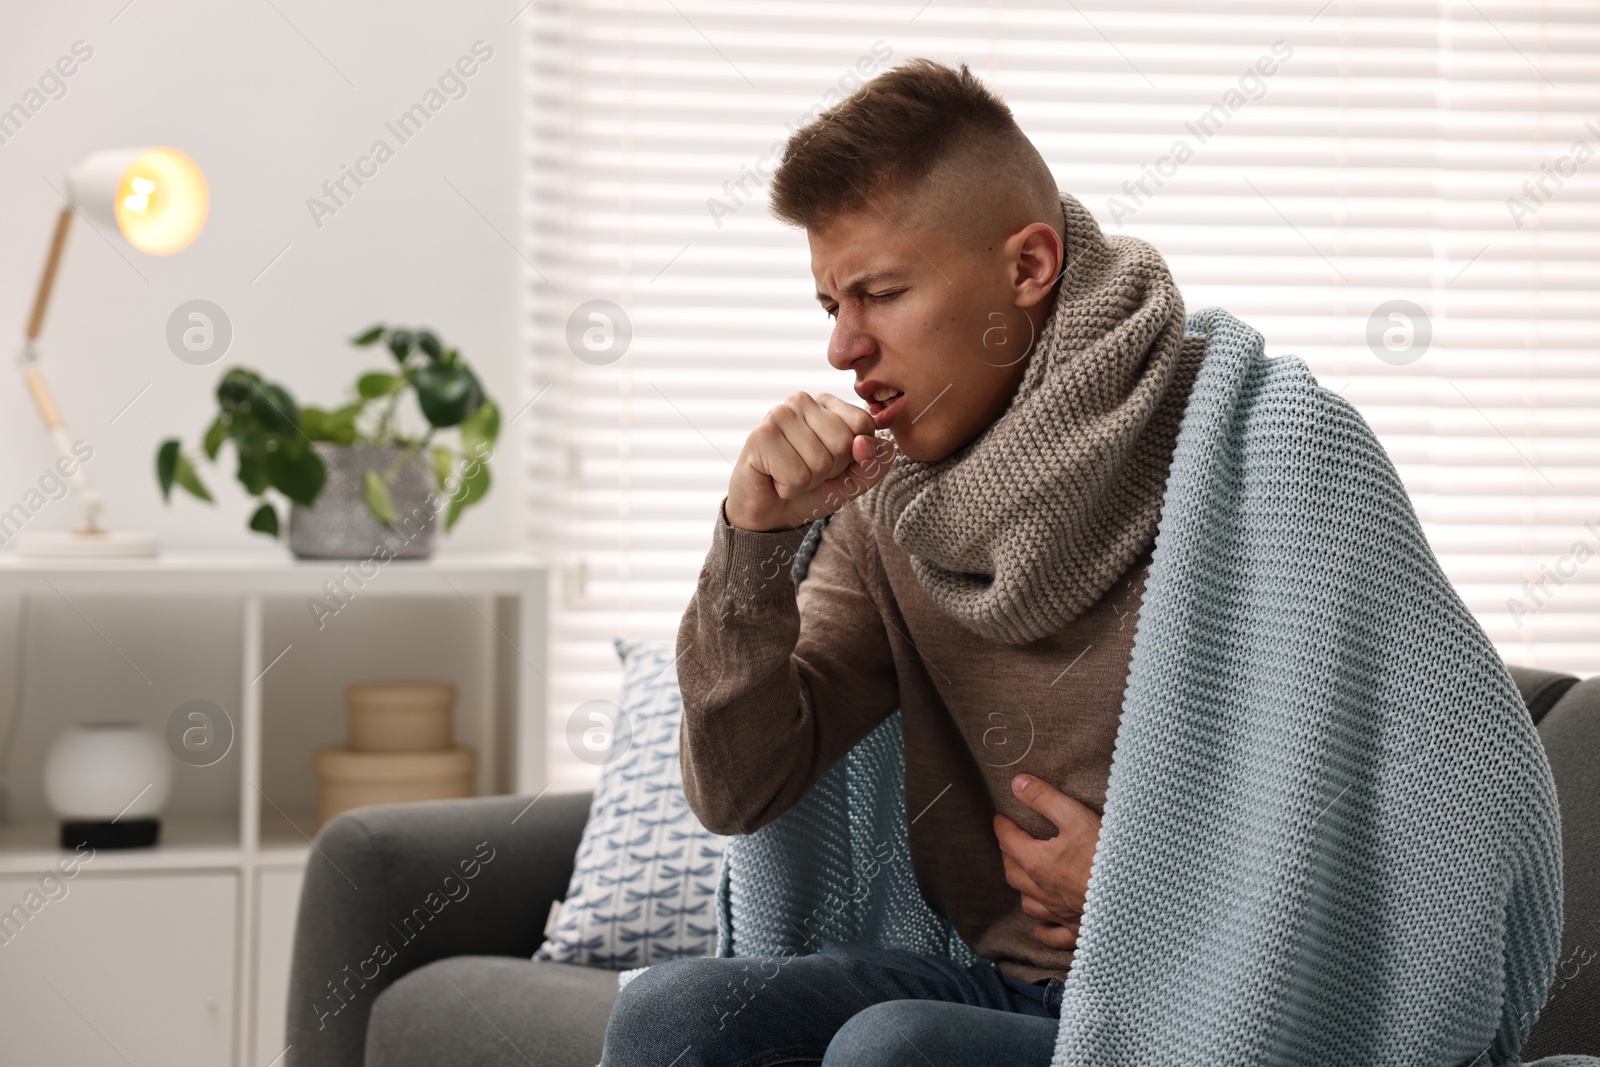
[60,818,160,850]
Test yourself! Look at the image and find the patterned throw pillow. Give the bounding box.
[533,638,726,975]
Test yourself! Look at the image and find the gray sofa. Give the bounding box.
[284,665,1600,1066]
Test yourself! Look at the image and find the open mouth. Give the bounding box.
[866,387,903,412]
[866,388,907,429]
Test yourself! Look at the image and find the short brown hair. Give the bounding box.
[769,58,1057,236]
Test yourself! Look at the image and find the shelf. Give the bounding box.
[0,817,240,875]
[0,550,546,596]
[0,806,514,875]
[0,548,546,1067]
[258,811,319,867]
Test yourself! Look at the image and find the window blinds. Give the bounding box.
[524,0,1600,789]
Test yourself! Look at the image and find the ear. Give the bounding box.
[1010,221,1065,310]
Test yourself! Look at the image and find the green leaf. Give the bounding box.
[386,328,413,364]
[416,330,443,361]
[330,402,363,436]
[250,383,300,436]
[301,403,361,444]
[351,324,385,346]
[248,502,280,538]
[202,416,229,460]
[414,364,475,427]
[216,367,261,411]
[265,443,326,506]
[299,407,326,437]
[299,408,327,440]
[236,451,268,496]
[156,439,181,502]
[233,424,270,495]
[357,372,402,400]
[431,446,455,492]
[175,454,213,503]
[459,399,499,461]
[446,463,490,530]
[213,369,300,436]
[363,468,396,526]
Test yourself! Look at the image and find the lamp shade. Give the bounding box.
[43,722,172,821]
[64,146,208,255]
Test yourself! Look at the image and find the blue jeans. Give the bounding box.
[600,937,1063,1066]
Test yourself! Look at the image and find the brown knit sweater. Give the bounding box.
[676,498,1155,984]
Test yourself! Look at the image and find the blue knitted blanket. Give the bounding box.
[711,307,1594,1066]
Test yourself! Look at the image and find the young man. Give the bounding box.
[602,57,1204,1065]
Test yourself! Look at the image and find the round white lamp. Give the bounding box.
[43,722,173,849]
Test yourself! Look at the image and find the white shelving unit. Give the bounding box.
[0,551,548,1067]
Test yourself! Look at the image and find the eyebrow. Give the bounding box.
[815,268,908,304]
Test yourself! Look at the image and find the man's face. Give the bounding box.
[809,202,1047,463]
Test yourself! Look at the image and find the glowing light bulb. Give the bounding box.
[112,147,208,255]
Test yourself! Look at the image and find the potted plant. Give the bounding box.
[156,324,499,559]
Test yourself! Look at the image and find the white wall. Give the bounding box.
[0,1,528,819]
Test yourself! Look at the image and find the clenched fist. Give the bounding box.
[725,392,896,532]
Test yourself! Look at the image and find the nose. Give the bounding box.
[827,308,876,372]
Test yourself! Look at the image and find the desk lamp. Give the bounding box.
[15,146,208,557]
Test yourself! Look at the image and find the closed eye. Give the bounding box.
[823,290,904,319]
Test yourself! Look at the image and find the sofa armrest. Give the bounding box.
[285,790,594,1067]
[1505,664,1581,726]
[1523,676,1600,1060]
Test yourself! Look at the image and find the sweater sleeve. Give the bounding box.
[675,500,900,836]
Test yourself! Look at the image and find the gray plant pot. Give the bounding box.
[288,443,438,560]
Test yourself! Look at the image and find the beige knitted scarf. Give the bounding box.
[857,190,1206,645]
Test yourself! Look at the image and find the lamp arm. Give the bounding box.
[27,206,73,343]
[18,205,106,534]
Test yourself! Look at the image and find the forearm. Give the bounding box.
[676,504,811,835]
[676,502,895,836]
